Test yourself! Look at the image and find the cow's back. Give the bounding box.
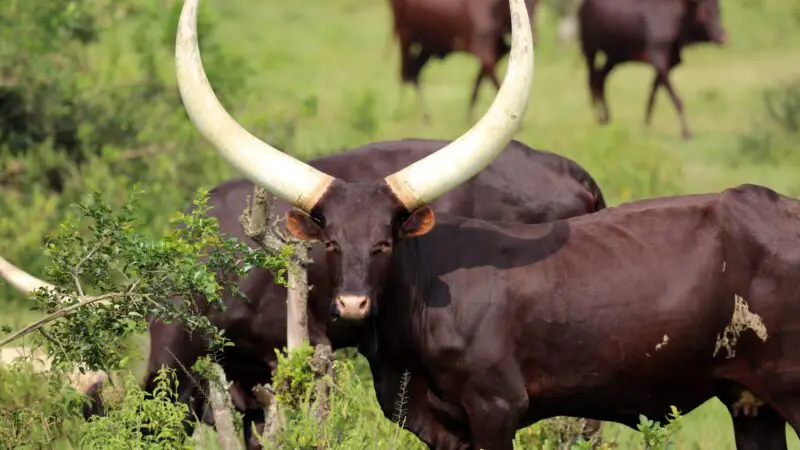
[389,0,475,53]
[311,138,603,222]
[578,0,647,58]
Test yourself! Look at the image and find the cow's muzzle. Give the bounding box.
[332,295,371,321]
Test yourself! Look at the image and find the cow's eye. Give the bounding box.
[325,241,339,252]
[372,241,392,254]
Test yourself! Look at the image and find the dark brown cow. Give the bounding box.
[142,138,606,447]
[388,0,539,120]
[170,0,536,446]
[578,0,728,140]
[332,183,799,450]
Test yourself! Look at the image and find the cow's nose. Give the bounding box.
[334,295,371,320]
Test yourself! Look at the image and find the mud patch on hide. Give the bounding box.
[713,295,768,359]
[654,334,669,351]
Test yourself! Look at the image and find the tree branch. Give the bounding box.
[0,292,127,348]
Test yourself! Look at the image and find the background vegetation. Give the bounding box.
[1,0,799,447]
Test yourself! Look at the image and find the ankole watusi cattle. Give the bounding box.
[152,0,602,443]
[317,183,800,450]
[578,0,728,140]
[387,0,539,121]
[169,0,535,443]
[146,139,606,446]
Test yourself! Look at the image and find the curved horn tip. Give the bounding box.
[383,0,535,211]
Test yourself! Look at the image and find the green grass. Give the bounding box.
[2,0,800,447]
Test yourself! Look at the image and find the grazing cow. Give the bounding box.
[330,183,799,450]
[578,0,728,140]
[387,0,538,120]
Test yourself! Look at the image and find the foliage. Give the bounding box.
[272,343,317,410]
[2,188,288,373]
[0,356,88,449]
[79,368,193,450]
[260,347,425,450]
[513,417,610,450]
[637,407,685,450]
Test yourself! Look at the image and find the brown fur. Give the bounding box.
[141,139,606,448]
[356,184,800,449]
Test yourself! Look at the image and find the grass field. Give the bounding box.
[2,0,800,447]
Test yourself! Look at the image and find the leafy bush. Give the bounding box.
[0,0,252,309]
[4,189,287,373]
[0,356,87,448]
[261,345,426,450]
[79,369,193,450]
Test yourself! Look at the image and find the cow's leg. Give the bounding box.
[469,70,486,116]
[649,57,691,140]
[412,50,433,124]
[468,66,501,119]
[585,50,616,125]
[644,73,662,126]
[144,319,208,437]
[242,409,266,450]
[583,49,600,116]
[460,365,528,450]
[716,380,790,450]
[468,36,501,117]
[730,405,787,450]
[593,58,617,125]
[398,36,432,123]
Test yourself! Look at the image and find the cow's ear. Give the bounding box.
[399,206,436,239]
[286,210,325,241]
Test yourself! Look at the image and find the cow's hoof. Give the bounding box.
[682,130,693,140]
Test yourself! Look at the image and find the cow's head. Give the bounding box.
[175,0,534,322]
[683,0,728,46]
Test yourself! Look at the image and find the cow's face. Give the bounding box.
[285,181,435,322]
[684,0,727,45]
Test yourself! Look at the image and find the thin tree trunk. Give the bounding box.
[286,242,310,350]
[208,363,244,450]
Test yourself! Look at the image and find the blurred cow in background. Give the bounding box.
[387,0,539,121]
[578,0,728,140]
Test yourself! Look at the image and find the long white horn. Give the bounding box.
[384,0,535,211]
[175,0,335,212]
[0,256,54,295]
